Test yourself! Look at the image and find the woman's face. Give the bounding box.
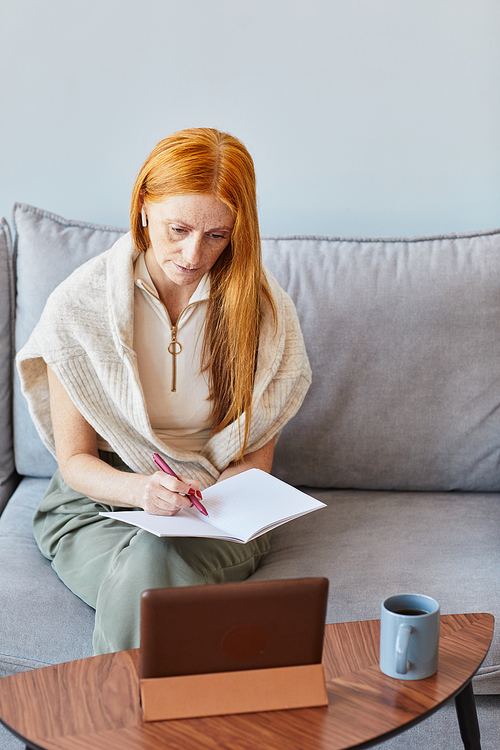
[143,193,234,296]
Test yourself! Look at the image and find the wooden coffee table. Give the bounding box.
[0,613,493,750]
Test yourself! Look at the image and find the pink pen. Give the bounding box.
[152,453,209,517]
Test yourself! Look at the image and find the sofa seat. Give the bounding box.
[0,477,95,678]
[251,486,500,695]
[1,477,498,694]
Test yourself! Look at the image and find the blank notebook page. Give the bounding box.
[200,468,324,538]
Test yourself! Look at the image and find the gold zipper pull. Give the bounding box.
[168,325,182,392]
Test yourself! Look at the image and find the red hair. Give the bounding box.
[131,128,275,458]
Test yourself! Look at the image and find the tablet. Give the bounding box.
[140,577,329,679]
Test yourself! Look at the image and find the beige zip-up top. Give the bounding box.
[16,233,312,489]
[130,252,212,454]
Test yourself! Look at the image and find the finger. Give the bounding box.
[175,473,203,500]
[154,478,193,511]
[154,471,192,498]
[149,492,185,516]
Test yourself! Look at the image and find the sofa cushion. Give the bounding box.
[2,476,498,697]
[263,231,500,490]
[0,219,16,513]
[0,477,94,675]
[13,204,127,478]
[248,486,500,695]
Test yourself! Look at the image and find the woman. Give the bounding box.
[17,128,311,654]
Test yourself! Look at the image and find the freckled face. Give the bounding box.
[143,194,234,298]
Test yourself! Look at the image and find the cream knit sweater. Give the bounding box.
[16,233,312,488]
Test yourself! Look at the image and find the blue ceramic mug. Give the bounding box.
[380,594,440,680]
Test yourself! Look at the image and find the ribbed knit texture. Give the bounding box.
[16,234,311,488]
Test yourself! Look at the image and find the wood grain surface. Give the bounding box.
[0,613,494,750]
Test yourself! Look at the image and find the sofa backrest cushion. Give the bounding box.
[12,203,500,491]
[13,204,127,478]
[263,232,500,491]
[0,219,15,508]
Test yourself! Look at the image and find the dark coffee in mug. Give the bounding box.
[394,608,427,616]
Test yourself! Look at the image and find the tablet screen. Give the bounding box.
[140,577,328,679]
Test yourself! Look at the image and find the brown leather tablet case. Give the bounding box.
[139,577,329,720]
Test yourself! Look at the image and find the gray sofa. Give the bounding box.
[1,202,499,749]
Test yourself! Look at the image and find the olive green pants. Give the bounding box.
[33,453,271,655]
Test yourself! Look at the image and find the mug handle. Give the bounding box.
[395,623,412,674]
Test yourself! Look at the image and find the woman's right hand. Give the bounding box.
[138,471,202,516]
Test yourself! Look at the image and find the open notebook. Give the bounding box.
[100,468,326,544]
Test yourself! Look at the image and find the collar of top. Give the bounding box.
[134,251,211,305]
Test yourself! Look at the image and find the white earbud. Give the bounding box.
[141,208,148,227]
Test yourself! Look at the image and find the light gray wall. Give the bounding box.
[1,0,499,237]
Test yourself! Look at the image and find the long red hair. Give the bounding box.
[131,128,276,458]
